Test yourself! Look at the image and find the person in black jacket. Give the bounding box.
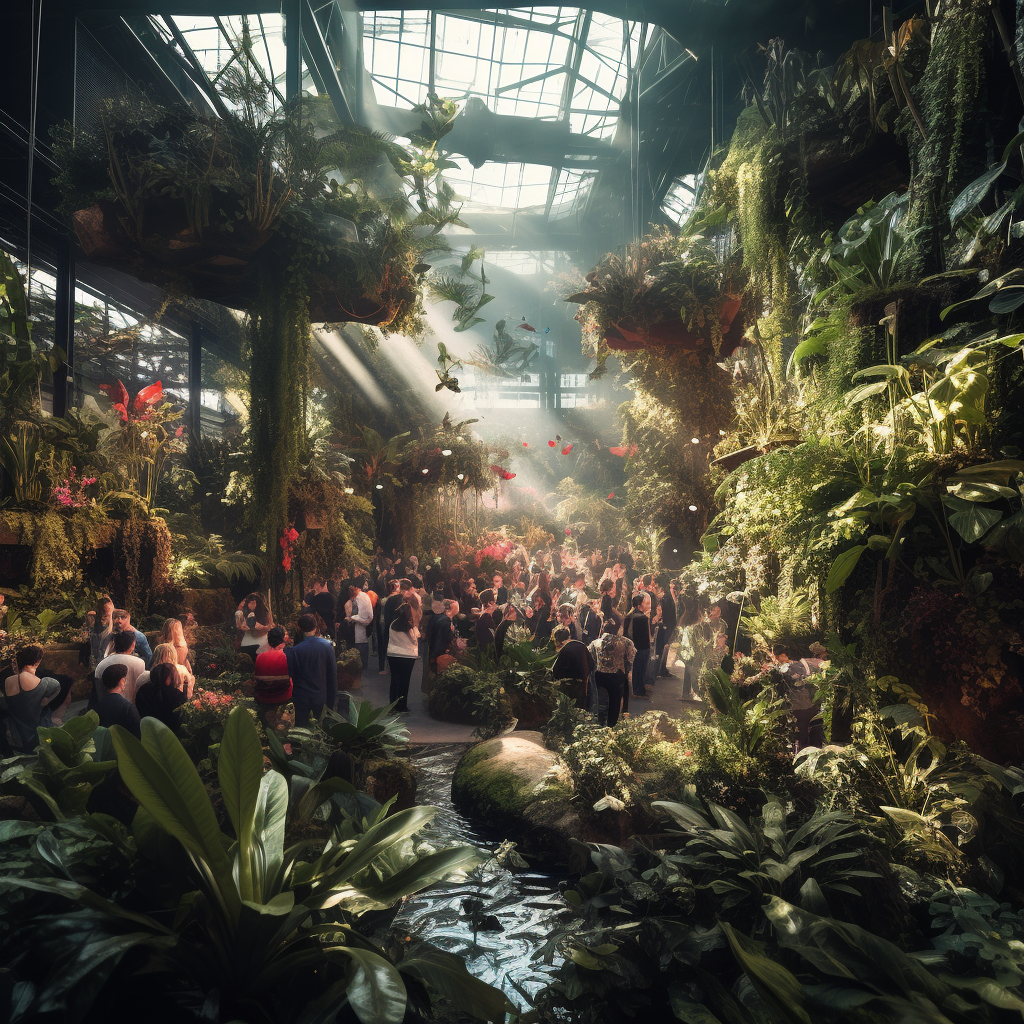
[306,580,337,641]
[475,590,498,651]
[623,593,652,698]
[494,602,519,658]
[96,663,141,738]
[135,662,188,733]
[552,626,595,709]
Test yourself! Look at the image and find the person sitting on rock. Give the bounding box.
[3,645,63,752]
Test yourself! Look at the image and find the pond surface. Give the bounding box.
[394,743,568,1009]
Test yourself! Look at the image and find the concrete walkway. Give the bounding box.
[354,649,703,743]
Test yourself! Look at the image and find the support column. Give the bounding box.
[189,320,202,438]
[51,241,75,418]
[284,0,302,101]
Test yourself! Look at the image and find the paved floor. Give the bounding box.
[353,650,703,744]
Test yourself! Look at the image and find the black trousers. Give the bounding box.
[388,656,416,709]
[595,670,625,727]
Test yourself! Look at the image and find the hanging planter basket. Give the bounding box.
[601,294,746,357]
[72,196,271,308]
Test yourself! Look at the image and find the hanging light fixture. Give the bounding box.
[344,487,354,495]
[375,483,384,490]
[422,468,429,474]
[691,437,699,444]
[441,449,452,456]
[688,505,698,512]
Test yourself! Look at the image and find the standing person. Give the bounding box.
[307,580,337,642]
[491,573,509,606]
[774,648,826,752]
[588,623,636,727]
[579,594,603,645]
[428,599,459,677]
[157,618,192,674]
[494,602,519,658]
[526,593,553,646]
[3,646,62,751]
[235,594,273,663]
[135,662,190,734]
[137,643,194,693]
[624,593,652,699]
[95,663,142,738]
[599,578,623,633]
[380,579,404,668]
[103,609,154,668]
[94,631,147,705]
[475,589,498,651]
[88,596,114,668]
[285,614,336,728]
[657,578,678,677]
[556,602,583,642]
[387,604,419,713]
[552,626,595,709]
[343,585,374,670]
[254,626,293,732]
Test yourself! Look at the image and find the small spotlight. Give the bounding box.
[719,429,727,436]
[422,468,429,474]
[457,473,465,481]
[441,449,452,456]
[344,487,354,494]
[375,483,384,490]
[672,548,678,554]
[688,505,698,512]
[691,437,699,444]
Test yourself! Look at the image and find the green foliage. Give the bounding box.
[292,699,410,765]
[0,712,114,821]
[542,692,591,751]
[740,592,813,651]
[657,793,877,932]
[1,709,508,1023]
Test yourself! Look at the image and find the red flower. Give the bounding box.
[287,527,299,542]
[565,527,572,536]
[548,440,556,447]
[522,442,529,447]
[561,444,573,455]
[99,379,164,422]
[175,425,185,437]
[607,492,615,500]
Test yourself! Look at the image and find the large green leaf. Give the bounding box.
[949,160,1008,227]
[219,707,264,901]
[110,720,233,886]
[720,921,810,1024]
[353,844,486,907]
[944,497,1003,543]
[398,941,513,1021]
[324,946,407,1024]
[825,545,868,593]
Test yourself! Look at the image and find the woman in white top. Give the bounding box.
[386,603,419,713]
[235,593,273,662]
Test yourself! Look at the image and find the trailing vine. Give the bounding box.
[898,0,989,277]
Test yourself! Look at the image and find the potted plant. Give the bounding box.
[567,232,746,356]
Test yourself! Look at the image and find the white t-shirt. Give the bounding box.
[235,610,270,652]
[346,591,374,644]
[94,653,147,704]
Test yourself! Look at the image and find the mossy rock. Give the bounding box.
[362,756,417,810]
[452,732,580,863]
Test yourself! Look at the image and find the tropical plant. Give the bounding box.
[1,708,510,1023]
[705,668,791,758]
[0,712,114,821]
[820,192,921,295]
[656,792,877,932]
[739,591,813,651]
[168,534,264,588]
[290,699,411,766]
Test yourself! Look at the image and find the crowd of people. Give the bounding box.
[2,538,823,753]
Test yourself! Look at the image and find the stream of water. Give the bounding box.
[394,744,568,1009]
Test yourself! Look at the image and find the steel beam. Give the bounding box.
[300,0,354,122]
[51,240,75,418]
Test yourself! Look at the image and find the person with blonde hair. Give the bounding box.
[157,617,191,671]
[136,642,194,695]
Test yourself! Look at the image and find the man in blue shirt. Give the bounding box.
[285,614,337,727]
[107,609,153,668]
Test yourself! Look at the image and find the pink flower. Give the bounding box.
[565,527,572,536]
